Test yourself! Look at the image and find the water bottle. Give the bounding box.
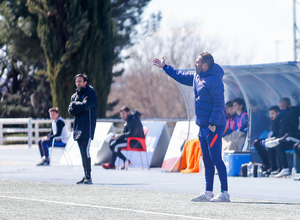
[257,165,262,178]
[247,162,254,177]
[124,160,129,170]
[292,167,297,180]
[199,156,204,174]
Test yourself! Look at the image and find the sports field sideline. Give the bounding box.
[0,145,299,219]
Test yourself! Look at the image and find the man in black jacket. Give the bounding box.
[102,106,144,169]
[68,73,97,184]
[274,98,299,177]
[253,105,282,175]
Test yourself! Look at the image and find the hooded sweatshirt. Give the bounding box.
[118,110,144,148]
[163,64,226,127]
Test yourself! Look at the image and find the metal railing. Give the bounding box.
[0,118,186,147]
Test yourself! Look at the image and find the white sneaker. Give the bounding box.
[274,168,290,178]
[270,169,280,175]
[210,192,230,202]
[191,191,213,202]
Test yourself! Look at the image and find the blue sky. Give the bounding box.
[142,0,296,65]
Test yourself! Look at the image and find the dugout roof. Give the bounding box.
[177,61,300,149]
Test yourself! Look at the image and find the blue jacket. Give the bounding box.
[163,64,226,127]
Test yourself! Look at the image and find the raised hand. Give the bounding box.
[152,56,166,68]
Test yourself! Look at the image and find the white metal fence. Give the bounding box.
[0,118,185,147]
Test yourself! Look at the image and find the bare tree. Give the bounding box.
[107,24,220,118]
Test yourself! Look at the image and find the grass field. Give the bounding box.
[0,179,299,220]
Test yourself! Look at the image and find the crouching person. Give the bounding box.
[37,107,70,166]
[102,106,144,169]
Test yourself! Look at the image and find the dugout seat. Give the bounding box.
[119,127,150,170]
[49,135,73,166]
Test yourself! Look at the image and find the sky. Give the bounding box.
[141,0,297,65]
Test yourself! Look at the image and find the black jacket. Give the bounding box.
[68,85,97,140]
[285,106,299,129]
[272,109,298,138]
[119,110,144,148]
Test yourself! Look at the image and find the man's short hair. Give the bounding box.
[225,101,233,107]
[200,52,214,69]
[232,97,246,111]
[49,107,59,113]
[269,105,280,113]
[120,106,130,112]
[279,97,291,106]
[74,73,88,82]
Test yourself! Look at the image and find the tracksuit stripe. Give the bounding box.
[210,134,218,148]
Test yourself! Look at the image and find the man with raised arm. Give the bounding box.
[152,53,229,202]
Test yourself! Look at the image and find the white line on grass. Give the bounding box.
[0,195,218,220]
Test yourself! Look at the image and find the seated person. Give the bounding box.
[279,97,299,128]
[272,98,299,177]
[37,107,70,166]
[253,105,282,175]
[222,98,248,151]
[250,99,270,144]
[223,101,236,137]
[294,142,300,160]
[102,106,144,169]
[284,130,300,160]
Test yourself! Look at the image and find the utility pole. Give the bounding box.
[294,0,300,61]
[276,40,280,62]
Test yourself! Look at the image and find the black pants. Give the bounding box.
[109,139,127,166]
[253,139,278,171]
[77,138,91,179]
[275,141,294,169]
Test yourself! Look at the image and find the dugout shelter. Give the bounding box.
[177,61,300,151]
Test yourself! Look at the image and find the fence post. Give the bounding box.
[34,120,39,144]
[28,118,32,148]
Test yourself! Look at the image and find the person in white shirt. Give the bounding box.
[37,107,69,166]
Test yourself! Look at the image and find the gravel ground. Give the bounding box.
[0,179,300,220]
[0,145,300,219]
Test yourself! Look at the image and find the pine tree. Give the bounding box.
[0,0,151,118]
[26,0,113,118]
[0,0,50,118]
[27,0,151,118]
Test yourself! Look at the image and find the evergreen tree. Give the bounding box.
[0,0,151,118]
[27,0,151,118]
[0,0,50,118]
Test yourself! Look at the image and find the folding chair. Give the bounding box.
[49,136,73,166]
[120,127,150,170]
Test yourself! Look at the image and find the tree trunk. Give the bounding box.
[27,0,114,118]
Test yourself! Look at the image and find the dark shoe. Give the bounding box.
[76,177,85,184]
[121,160,132,170]
[36,157,50,166]
[102,163,116,169]
[83,178,93,184]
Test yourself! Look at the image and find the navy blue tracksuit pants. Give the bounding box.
[38,138,64,158]
[199,125,228,192]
